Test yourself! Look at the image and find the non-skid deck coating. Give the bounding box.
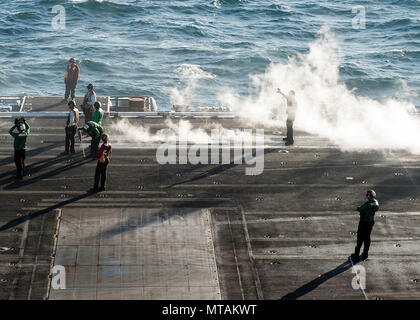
[49,208,220,300]
[1,96,420,300]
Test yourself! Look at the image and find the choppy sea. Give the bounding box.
[0,0,419,109]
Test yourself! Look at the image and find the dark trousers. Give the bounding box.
[90,137,100,158]
[14,149,26,179]
[65,125,77,153]
[65,82,77,100]
[286,119,294,143]
[355,221,375,256]
[82,104,94,123]
[94,161,108,189]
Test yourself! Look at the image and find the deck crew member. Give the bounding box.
[64,100,80,155]
[9,118,30,180]
[90,133,112,192]
[81,83,96,123]
[351,190,379,262]
[64,57,80,102]
[93,101,104,125]
[79,121,103,159]
[277,88,297,146]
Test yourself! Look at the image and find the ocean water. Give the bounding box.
[0,0,419,110]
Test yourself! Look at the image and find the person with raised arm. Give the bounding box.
[277,88,297,146]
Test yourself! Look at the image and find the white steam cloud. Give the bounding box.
[109,118,262,146]
[111,27,419,154]
[220,26,419,153]
[169,64,215,106]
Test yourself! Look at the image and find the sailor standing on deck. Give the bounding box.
[81,83,96,123]
[90,133,112,193]
[93,101,104,125]
[9,118,30,180]
[351,190,379,262]
[277,88,297,146]
[64,58,80,102]
[64,101,80,155]
[78,121,103,159]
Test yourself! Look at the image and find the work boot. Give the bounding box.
[350,253,360,263]
[285,141,294,146]
[360,252,368,261]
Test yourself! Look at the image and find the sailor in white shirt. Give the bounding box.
[64,100,80,155]
[81,83,97,123]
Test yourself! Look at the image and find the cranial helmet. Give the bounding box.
[366,190,376,198]
[101,133,108,143]
[15,118,25,132]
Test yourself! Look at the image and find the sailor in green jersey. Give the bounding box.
[79,121,103,159]
[93,101,104,125]
[9,118,30,180]
[351,190,379,262]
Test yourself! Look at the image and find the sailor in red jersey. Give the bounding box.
[64,57,80,102]
[90,133,112,192]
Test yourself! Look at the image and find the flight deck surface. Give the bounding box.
[1,97,419,300]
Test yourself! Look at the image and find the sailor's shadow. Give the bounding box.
[3,156,91,189]
[280,259,354,300]
[0,191,93,232]
[0,142,62,168]
[92,198,233,240]
[165,148,278,188]
[0,154,81,186]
